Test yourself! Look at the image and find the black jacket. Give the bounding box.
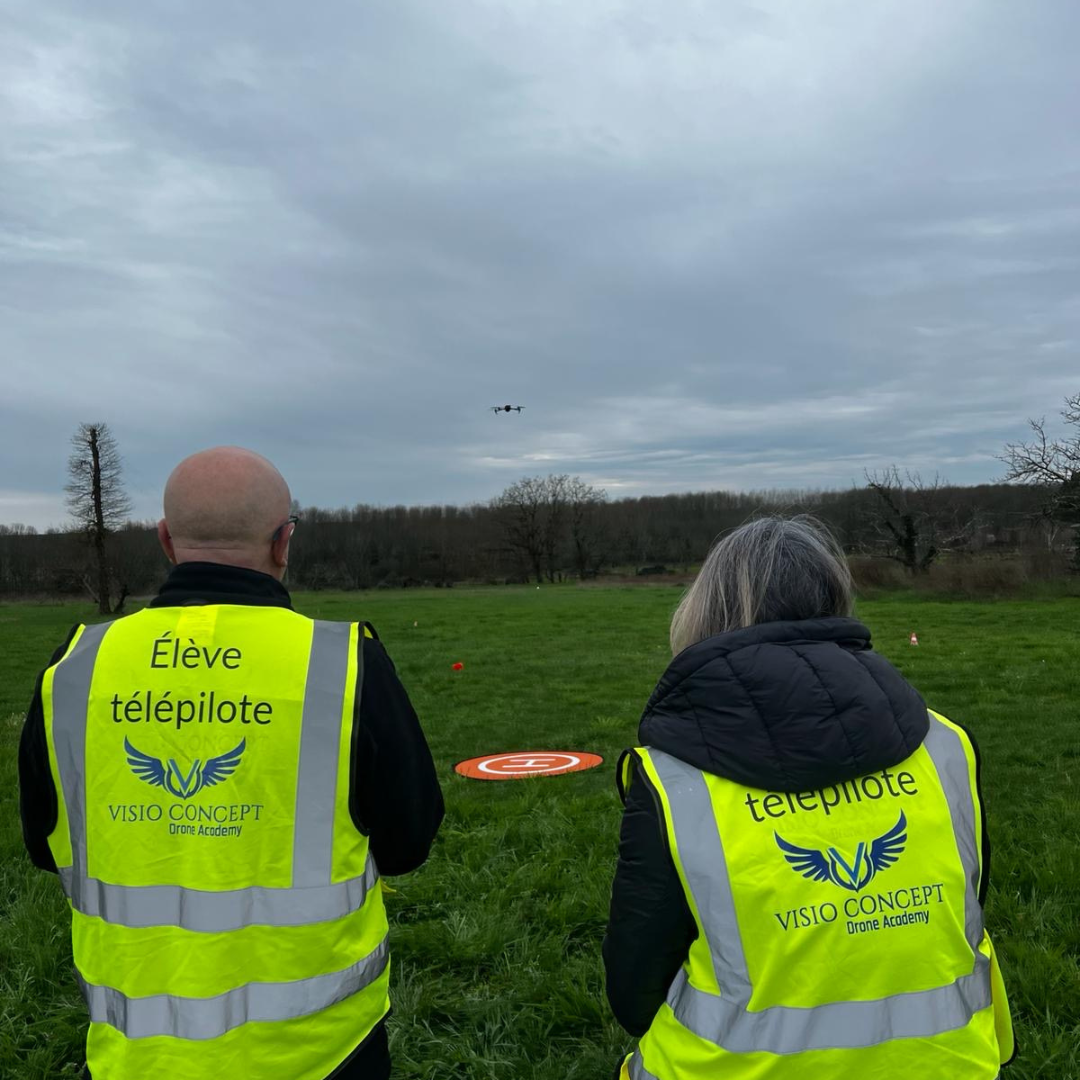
[602,617,990,1037]
[18,562,445,1080]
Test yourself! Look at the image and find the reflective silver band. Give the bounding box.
[293,620,354,888]
[80,935,389,1040]
[631,1032,1001,1080]
[628,1051,660,1079]
[51,622,112,888]
[647,719,988,1055]
[667,959,991,1053]
[649,750,751,1003]
[58,856,378,932]
[924,715,984,951]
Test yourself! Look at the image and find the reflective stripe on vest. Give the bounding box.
[630,1061,1003,1080]
[78,936,389,1040]
[637,715,989,1057]
[56,860,379,933]
[628,1053,660,1080]
[49,620,380,933]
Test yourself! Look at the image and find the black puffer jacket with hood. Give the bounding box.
[602,616,989,1036]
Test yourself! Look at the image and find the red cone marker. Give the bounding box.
[452,662,464,671]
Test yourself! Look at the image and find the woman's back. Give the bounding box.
[605,519,1013,1079]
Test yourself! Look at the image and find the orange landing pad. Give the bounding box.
[454,751,604,780]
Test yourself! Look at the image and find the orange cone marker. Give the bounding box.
[910,633,919,646]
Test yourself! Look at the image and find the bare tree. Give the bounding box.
[66,422,132,614]
[540,474,569,582]
[1000,392,1080,570]
[863,467,979,573]
[493,477,548,583]
[493,475,590,583]
[566,477,607,577]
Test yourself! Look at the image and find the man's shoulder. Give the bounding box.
[44,623,85,670]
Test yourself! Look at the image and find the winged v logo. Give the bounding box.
[125,737,246,800]
[775,811,907,892]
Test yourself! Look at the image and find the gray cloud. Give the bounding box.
[2,0,1079,527]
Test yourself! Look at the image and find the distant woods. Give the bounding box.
[1,398,1078,599]
[0,477,1073,599]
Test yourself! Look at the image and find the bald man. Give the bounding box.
[18,447,444,1080]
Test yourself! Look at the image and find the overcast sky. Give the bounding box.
[3,0,1079,529]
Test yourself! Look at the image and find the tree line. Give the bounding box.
[1,397,1078,600]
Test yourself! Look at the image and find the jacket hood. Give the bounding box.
[639,617,929,793]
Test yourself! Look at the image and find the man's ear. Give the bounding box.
[271,522,294,569]
[157,519,177,565]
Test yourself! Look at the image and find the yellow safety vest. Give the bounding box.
[619,711,1014,1079]
[42,605,390,1080]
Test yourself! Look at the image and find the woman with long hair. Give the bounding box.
[605,516,1014,1079]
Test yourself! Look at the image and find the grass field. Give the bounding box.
[1,587,1078,1079]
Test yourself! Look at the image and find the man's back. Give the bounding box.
[19,448,443,1079]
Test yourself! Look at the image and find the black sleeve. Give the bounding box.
[18,626,80,874]
[963,723,991,907]
[349,630,444,876]
[603,756,697,1036]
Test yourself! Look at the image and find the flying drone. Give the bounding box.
[491,405,525,414]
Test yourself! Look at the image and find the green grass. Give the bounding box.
[1,588,1078,1079]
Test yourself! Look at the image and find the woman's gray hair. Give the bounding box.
[670,515,854,654]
